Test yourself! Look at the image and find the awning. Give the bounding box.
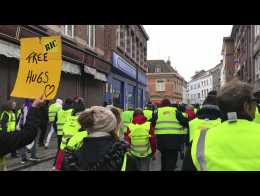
[62,61,81,75]
[95,71,107,82]
[84,65,96,76]
[0,39,20,59]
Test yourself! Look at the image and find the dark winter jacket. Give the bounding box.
[182,104,222,171]
[62,135,129,171]
[151,106,189,151]
[38,102,49,126]
[0,107,41,156]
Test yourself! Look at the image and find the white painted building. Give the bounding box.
[188,70,213,105]
[182,85,188,104]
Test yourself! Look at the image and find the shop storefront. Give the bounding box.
[106,52,147,110]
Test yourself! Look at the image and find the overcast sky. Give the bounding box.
[143,25,232,82]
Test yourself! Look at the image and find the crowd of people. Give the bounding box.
[1,78,260,171]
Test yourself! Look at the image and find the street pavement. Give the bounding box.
[6,136,57,171]
[5,135,185,171]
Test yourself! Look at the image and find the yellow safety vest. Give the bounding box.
[66,131,88,150]
[60,115,82,150]
[48,103,61,123]
[155,107,186,135]
[57,109,74,136]
[191,119,260,171]
[0,111,16,132]
[189,118,221,142]
[254,107,260,124]
[128,122,152,158]
[121,111,134,133]
[143,109,153,121]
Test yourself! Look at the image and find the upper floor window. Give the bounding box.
[131,33,136,59]
[63,25,74,38]
[255,25,260,40]
[156,80,165,92]
[255,55,260,80]
[126,28,131,55]
[155,67,161,73]
[136,38,140,63]
[86,25,95,49]
[118,25,126,49]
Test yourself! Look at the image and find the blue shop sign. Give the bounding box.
[138,70,147,85]
[112,52,136,79]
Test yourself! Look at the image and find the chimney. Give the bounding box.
[166,56,171,66]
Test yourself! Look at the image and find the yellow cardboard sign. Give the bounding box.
[11,36,62,100]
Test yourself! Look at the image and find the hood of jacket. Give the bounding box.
[132,114,147,125]
[196,104,222,120]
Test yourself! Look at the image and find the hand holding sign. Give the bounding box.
[11,36,62,100]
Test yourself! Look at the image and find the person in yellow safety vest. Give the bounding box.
[182,93,222,170]
[45,99,63,149]
[53,98,74,170]
[62,106,129,171]
[188,79,260,171]
[0,98,45,171]
[121,107,134,138]
[253,103,260,124]
[153,98,189,171]
[124,108,157,171]
[0,100,17,158]
[188,93,222,143]
[143,102,155,122]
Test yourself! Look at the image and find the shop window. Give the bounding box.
[86,25,95,49]
[63,25,74,38]
[112,79,123,109]
[138,88,143,108]
[127,84,135,109]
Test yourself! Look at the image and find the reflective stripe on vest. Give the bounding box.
[192,120,260,171]
[189,118,221,142]
[196,128,207,171]
[155,107,186,135]
[128,122,152,157]
[121,153,128,171]
[48,103,60,122]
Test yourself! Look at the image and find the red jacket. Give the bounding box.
[185,108,196,121]
[124,114,157,156]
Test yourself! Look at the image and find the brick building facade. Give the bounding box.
[0,25,149,108]
[147,59,186,104]
[103,25,149,109]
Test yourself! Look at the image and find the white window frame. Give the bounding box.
[155,67,161,73]
[86,25,95,49]
[63,25,74,38]
[156,79,165,92]
[255,55,260,80]
[255,25,260,40]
